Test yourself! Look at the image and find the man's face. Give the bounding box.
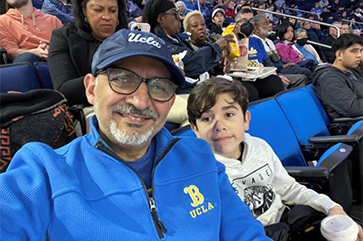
[85,56,175,158]
[255,16,271,37]
[340,24,350,34]
[159,8,182,37]
[337,43,363,70]
[6,0,28,8]
[191,93,250,159]
[330,23,341,37]
[186,14,207,45]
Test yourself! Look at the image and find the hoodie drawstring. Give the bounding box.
[21,12,40,32]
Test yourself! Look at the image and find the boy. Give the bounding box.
[187,77,363,241]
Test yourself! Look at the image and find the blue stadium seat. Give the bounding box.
[275,87,363,205]
[34,62,54,89]
[0,63,42,93]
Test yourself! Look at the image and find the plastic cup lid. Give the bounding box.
[320,215,359,241]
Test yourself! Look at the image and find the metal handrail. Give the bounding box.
[341,19,363,26]
[251,7,340,39]
[283,7,321,18]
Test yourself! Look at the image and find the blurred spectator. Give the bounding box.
[331,0,345,13]
[341,22,351,33]
[314,2,322,14]
[143,0,233,89]
[323,22,341,63]
[198,0,212,28]
[222,0,235,25]
[294,28,323,64]
[48,0,127,106]
[182,0,197,12]
[266,4,275,22]
[253,14,310,87]
[319,0,329,8]
[184,11,231,77]
[210,6,225,34]
[274,0,284,8]
[275,22,317,72]
[126,0,143,23]
[175,1,188,36]
[41,0,73,24]
[321,6,334,23]
[0,0,62,63]
[311,20,325,43]
[235,9,286,100]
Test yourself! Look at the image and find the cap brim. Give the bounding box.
[95,52,185,87]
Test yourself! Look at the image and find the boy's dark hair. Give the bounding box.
[187,78,249,127]
[332,33,363,54]
[276,22,293,40]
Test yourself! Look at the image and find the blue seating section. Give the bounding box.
[0,62,54,93]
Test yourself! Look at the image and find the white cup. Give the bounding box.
[320,215,359,241]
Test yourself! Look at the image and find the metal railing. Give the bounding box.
[283,7,320,18]
[251,7,340,48]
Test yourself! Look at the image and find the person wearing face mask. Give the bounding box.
[234,8,285,101]
[293,28,323,64]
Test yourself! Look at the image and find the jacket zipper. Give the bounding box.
[95,138,180,239]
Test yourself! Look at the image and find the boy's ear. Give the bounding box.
[190,123,201,138]
[244,110,251,131]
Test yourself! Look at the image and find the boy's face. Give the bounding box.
[191,93,251,159]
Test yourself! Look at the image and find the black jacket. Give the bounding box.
[153,28,223,79]
[48,25,102,106]
[312,65,363,119]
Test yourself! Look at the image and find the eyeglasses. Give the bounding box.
[161,8,185,19]
[98,67,177,102]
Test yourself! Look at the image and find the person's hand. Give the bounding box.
[328,205,363,241]
[36,41,49,59]
[219,56,231,73]
[279,75,291,87]
[134,16,142,23]
[216,34,235,52]
[283,62,295,68]
[142,0,147,5]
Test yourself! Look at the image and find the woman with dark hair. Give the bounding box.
[48,0,127,106]
[274,22,317,73]
[275,22,305,63]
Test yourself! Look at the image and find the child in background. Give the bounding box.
[187,77,363,241]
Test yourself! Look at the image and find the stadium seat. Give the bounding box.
[0,62,42,93]
[34,62,54,89]
[247,97,354,212]
[275,87,363,205]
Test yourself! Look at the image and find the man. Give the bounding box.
[323,21,342,63]
[250,13,310,87]
[0,0,62,63]
[312,33,363,119]
[233,8,285,101]
[320,6,334,23]
[0,29,272,240]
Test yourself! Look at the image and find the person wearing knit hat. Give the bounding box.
[143,0,234,92]
[210,5,225,35]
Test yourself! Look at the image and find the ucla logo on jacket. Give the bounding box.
[184,185,214,218]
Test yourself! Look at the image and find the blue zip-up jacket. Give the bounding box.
[0,116,271,240]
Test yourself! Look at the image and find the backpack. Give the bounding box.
[0,89,77,172]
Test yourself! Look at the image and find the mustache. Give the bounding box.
[110,104,159,120]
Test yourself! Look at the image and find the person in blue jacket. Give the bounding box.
[41,0,73,24]
[0,29,272,241]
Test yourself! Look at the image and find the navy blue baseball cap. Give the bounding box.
[92,29,185,87]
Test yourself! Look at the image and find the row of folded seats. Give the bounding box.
[171,85,363,217]
[1,62,362,218]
